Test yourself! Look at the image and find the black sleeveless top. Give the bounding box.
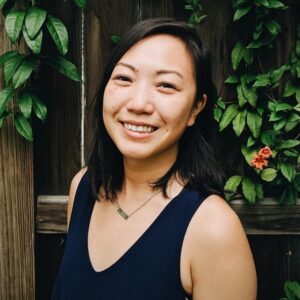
[51,172,206,300]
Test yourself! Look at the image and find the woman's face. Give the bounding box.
[103,34,205,162]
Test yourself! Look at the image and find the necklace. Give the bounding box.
[114,190,161,220]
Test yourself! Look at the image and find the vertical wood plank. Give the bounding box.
[0,15,35,300]
[34,0,82,195]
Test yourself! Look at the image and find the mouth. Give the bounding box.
[122,122,158,133]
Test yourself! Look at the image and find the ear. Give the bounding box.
[187,94,207,126]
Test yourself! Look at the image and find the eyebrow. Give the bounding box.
[115,62,183,79]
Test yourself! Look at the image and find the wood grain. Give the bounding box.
[0,13,35,300]
[36,196,300,235]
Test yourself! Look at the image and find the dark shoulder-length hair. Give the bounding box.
[87,18,225,201]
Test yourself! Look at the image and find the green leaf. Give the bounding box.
[247,111,262,138]
[239,80,258,107]
[268,101,277,111]
[232,110,246,137]
[22,27,43,55]
[274,119,286,131]
[285,121,298,132]
[214,107,222,122]
[0,50,18,68]
[0,116,4,128]
[74,0,87,8]
[25,7,47,39]
[184,4,194,10]
[275,103,292,112]
[261,168,277,181]
[225,75,239,84]
[277,139,300,149]
[247,136,256,147]
[44,56,81,81]
[224,175,242,201]
[255,182,264,200]
[254,0,269,7]
[260,130,278,146]
[0,87,14,116]
[269,111,284,121]
[216,97,225,109]
[296,87,300,102]
[268,0,285,8]
[219,104,239,131]
[293,174,300,192]
[111,35,121,44]
[14,113,33,141]
[280,163,295,182]
[5,11,25,43]
[32,95,47,121]
[283,149,299,158]
[233,5,251,22]
[241,144,256,165]
[283,80,296,97]
[0,0,7,9]
[247,41,263,49]
[46,15,68,56]
[271,65,287,83]
[284,281,300,298]
[242,177,256,204]
[296,40,300,56]
[4,54,23,85]
[265,19,281,35]
[243,48,253,65]
[253,74,270,87]
[237,85,247,107]
[12,56,37,89]
[280,186,298,204]
[231,42,246,70]
[17,91,32,118]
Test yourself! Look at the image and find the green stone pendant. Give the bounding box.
[117,208,129,220]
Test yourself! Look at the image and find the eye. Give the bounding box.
[158,82,177,90]
[113,75,132,82]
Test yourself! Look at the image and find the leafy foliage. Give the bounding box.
[200,1,299,204]
[280,281,300,300]
[185,0,207,27]
[0,0,84,140]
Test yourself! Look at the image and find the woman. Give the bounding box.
[52,18,257,300]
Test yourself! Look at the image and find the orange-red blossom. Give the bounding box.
[251,146,273,170]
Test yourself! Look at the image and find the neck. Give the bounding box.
[121,150,178,200]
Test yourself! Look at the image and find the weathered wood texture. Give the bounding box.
[0,15,35,300]
[36,196,300,235]
[34,0,82,195]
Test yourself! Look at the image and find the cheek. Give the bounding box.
[103,84,121,115]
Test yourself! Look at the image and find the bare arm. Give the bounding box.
[190,195,257,300]
[67,167,87,231]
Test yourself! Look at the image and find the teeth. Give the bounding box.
[124,123,155,133]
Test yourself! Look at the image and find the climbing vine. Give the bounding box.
[0,0,86,140]
[186,0,300,204]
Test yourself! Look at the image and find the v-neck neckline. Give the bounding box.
[85,186,187,275]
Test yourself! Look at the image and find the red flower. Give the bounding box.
[258,146,273,158]
[251,154,268,170]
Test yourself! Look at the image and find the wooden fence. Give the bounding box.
[0,0,299,299]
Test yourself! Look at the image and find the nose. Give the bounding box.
[126,82,154,114]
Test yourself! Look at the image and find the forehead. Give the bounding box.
[117,34,195,76]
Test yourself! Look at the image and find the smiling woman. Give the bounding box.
[51,18,257,300]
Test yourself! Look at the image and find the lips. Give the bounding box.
[122,121,157,133]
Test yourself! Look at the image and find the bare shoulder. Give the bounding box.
[188,194,257,300]
[67,167,88,229]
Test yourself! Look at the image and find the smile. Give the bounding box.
[123,122,157,133]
